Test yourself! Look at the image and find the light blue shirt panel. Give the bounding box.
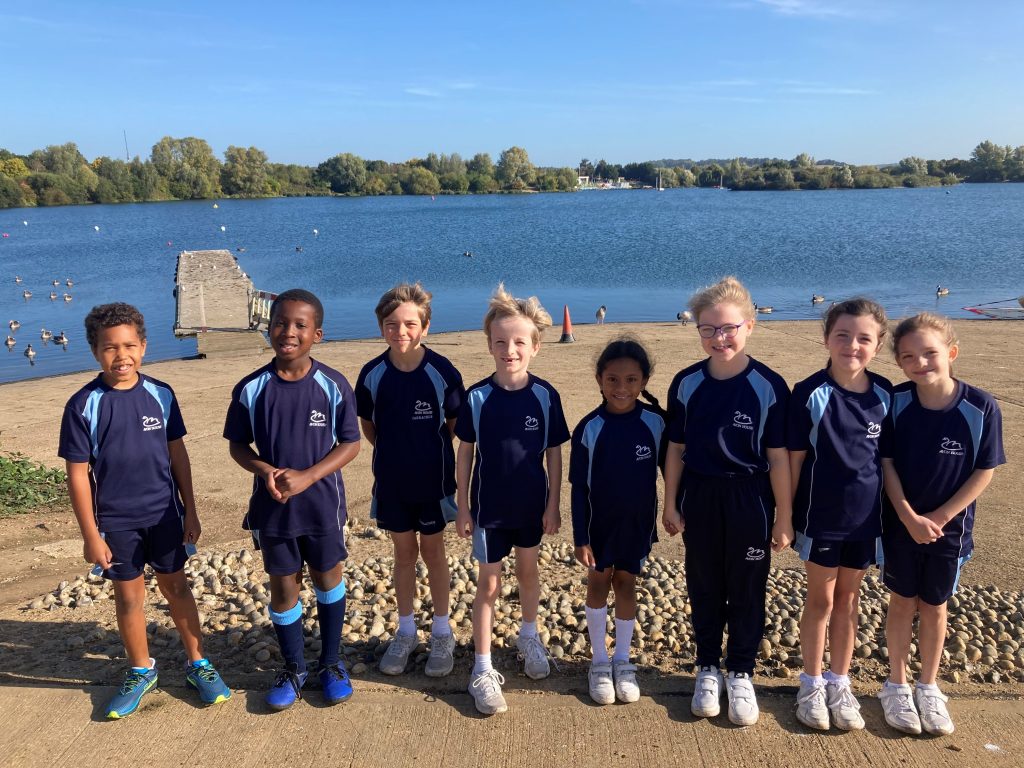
[639,409,665,463]
[82,388,105,459]
[892,390,913,422]
[872,383,892,417]
[142,380,175,427]
[581,415,605,487]
[424,363,448,416]
[747,368,778,446]
[806,382,833,450]
[468,383,494,440]
[678,369,705,410]
[531,383,552,449]
[362,360,388,417]
[313,369,345,444]
[240,371,273,441]
[957,398,986,466]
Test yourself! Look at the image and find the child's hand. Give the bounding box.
[771,520,793,552]
[275,468,314,500]
[83,535,113,570]
[183,510,202,546]
[261,466,284,502]
[574,545,595,568]
[662,507,683,536]
[455,507,473,539]
[542,506,561,535]
[904,513,944,545]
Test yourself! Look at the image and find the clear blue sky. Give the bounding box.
[4,1,1022,167]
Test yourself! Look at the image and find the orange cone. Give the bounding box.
[559,304,575,343]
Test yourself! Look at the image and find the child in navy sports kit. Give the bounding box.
[224,289,361,710]
[455,284,570,715]
[879,313,1004,736]
[783,299,892,732]
[662,276,792,726]
[59,303,230,719]
[570,338,666,705]
[355,283,464,677]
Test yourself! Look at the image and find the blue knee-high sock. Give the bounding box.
[314,580,347,668]
[269,601,306,673]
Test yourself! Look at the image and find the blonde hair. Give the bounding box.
[688,275,755,321]
[482,283,552,344]
[892,311,958,358]
[375,282,432,327]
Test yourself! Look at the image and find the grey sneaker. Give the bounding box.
[424,633,456,678]
[914,686,954,735]
[878,683,922,735]
[691,665,723,718]
[725,671,759,726]
[612,660,640,703]
[379,631,418,675]
[588,661,615,705]
[516,634,551,680]
[826,680,865,731]
[468,669,508,715]
[796,677,829,731]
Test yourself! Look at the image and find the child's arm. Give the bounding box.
[662,441,684,535]
[543,445,562,535]
[455,440,474,538]
[66,461,112,568]
[168,438,201,544]
[274,441,361,501]
[771,449,800,551]
[447,418,457,438]
[882,457,944,544]
[359,418,376,446]
[924,468,996,529]
[228,441,284,502]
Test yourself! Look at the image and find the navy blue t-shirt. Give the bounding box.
[355,347,464,504]
[666,357,789,477]
[223,359,360,538]
[454,374,570,529]
[788,369,893,540]
[58,373,186,532]
[880,380,1005,556]
[569,402,666,553]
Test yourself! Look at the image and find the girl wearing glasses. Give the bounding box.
[662,276,792,727]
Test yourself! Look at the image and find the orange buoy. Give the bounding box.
[558,304,575,343]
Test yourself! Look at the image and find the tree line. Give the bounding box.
[0,138,1021,209]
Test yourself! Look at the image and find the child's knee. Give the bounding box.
[804,587,834,616]
[611,570,635,594]
[887,593,919,616]
[157,572,194,603]
[475,571,501,603]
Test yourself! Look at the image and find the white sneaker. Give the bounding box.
[613,660,640,703]
[878,683,922,735]
[379,631,418,675]
[468,669,508,715]
[691,665,723,718]
[588,661,615,705]
[826,680,865,731]
[725,671,759,726]
[796,677,830,731]
[915,686,954,735]
[516,634,551,680]
[424,633,456,678]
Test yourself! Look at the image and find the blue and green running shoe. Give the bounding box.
[319,662,353,705]
[106,664,158,719]
[265,663,307,711]
[186,659,231,705]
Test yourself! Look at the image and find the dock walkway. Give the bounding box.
[173,249,269,357]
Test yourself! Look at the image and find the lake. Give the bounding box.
[1,184,1022,384]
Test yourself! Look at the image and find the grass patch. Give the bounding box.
[0,453,68,517]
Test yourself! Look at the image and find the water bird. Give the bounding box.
[65,278,74,287]
[14,276,22,284]
[811,294,825,304]
[313,229,319,236]
[220,225,226,232]
[22,289,32,299]
[53,331,68,345]
[52,279,60,286]
[755,304,773,314]
[462,251,473,258]
[49,291,57,300]
[2,233,8,238]
[595,305,607,324]
[213,203,219,208]
[24,343,35,360]
[295,246,303,252]
[40,328,52,341]
[5,335,15,348]
[236,247,246,253]
[9,320,20,330]
[23,220,27,225]
[63,293,73,302]
[93,225,100,231]
[936,286,950,297]
[677,310,693,326]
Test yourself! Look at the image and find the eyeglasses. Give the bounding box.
[696,323,744,339]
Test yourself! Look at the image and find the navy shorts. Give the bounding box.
[591,545,648,575]
[882,540,970,606]
[472,524,543,564]
[793,533,881,570]
[102,513,188,581]
[255,530,348,576]
[372,494,457,535]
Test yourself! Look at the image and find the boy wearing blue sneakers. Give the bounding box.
[225,289,361,710]
[59,303,231,719]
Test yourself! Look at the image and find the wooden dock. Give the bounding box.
[173,250,270,357]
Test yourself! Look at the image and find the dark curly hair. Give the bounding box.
[84,303,147,350]
[595,336,664,416]
[270,288,324,329]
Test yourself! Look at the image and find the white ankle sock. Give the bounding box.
[520,620,538,639]
[473,653,492,675]
[431,614,451,637]
[398,613,416,635]
[612,617,635,661]
[585,606,609,663]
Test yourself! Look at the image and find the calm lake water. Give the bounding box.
[1,185,1022,384]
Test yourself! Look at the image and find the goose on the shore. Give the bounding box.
[5,335,15,347]
[49,291,58,300]
[755,304,773,314]
[53,331,68,345]
[811,294,825,304]
[63,293,72,302]
[24,344,35,360]
[9,320,20,331]
[677,310,693,326]
[936,285,950,297]
[22,289,32,299]
[595,305,607,324]
[40,328,52,341]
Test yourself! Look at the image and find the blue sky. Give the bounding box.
[3,1,1022,167]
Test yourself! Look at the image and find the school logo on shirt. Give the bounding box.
[524,415,539,431]
[940,437,964,456]
[412,400,434,421]
[733,411,754,431]
[745,547,766,561]
[141,416,162,432]
[309,409,327,427]
[866,421,881,439]
[635,444,652,461]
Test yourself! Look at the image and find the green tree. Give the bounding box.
[130,157,169,201]
[898,157,928,175]
[439,172,469,193]
[0,157,30,179]
[579,158,595,178]
[92,157,136,202]
[675,167,696,187]
[222,146,270,197]
[466,153,494,176]
[399,166,440,195]
[496,146,535,190]
[833,165,855,189]
[969,140,1007,182]
[151,136,222,199]
[0,174,25,208]
[556,167,579,191]
[313,152,367,194]
[468,172,498,193]
[362,174,389,195]
[1005,146,1024,181]
[791,153,815,169]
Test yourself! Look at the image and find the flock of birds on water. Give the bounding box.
[6,275,75,366]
